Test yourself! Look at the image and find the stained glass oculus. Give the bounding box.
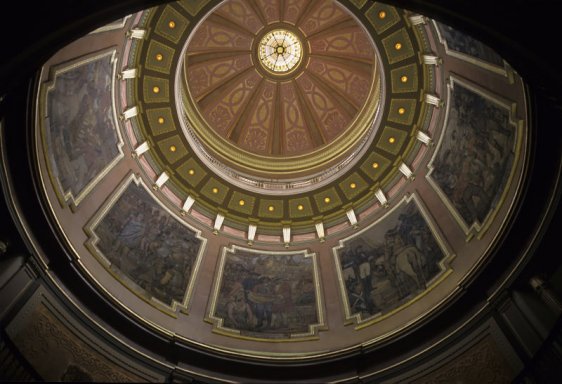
[258,29,302,73]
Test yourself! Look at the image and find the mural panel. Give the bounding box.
[334,195,450,324]
[428,78,517,233]
[86,176,205,310]
[435,21,505,71]
[208,246,324,340]
[43,50,123,206]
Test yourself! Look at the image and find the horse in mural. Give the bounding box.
[384,229,427,298]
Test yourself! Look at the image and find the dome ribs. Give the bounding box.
[279,81,315,154]
[303,17,357,41]
[297,0,351,37]
[291,78,328,147]
[227,77,267,143]
[184,53,252,100]
[198,69,262,136]
[213,0,264,35]
[253,0,281,24]
[207,13,258,38]
[245,0,269,28]
[305,69,359,119]
[271,82,282,155]
[196,66,254,110]
[306,56,373,110]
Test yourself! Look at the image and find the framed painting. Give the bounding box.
[207,245,325,341]
[85,173,206,314]
[333,193,453,327]
[41,49,124,207]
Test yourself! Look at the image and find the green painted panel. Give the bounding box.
[145,40,175,74]
[146,107,176,136]
[314,187,342,213]
[376,126,409,155]
[390,63,418,93]
[382,28,415,64]
[338,172,369,200]
[288,197,314,219]
[177,158,206,188]
[258,199,284,219]
[201,178,229,205]
[365,3,400,34]
[178,0,210,16]
[143,76,169,103]
[387,99,418,126]
[156,135,188,164]
[360,152,392,181]
[348,0,368,9]
[155,6,189,44]
[228,191,256,215]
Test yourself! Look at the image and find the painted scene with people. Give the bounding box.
[335,199,446,322]
[93,182,202,306]
[430,81,516,228]
[213,249,319,339]
[45,52,120,201]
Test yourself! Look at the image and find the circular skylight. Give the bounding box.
[258,29,302,73]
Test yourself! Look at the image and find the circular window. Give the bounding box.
[258,29,302,73]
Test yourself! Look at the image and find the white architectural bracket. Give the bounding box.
[121,106,138,120]
[422,54,442,66]
[315,222,325,242]
[375,189,389,208]
[409,15,426,25]
[180,196,195,216]
[399,162,415,180]
[416,130,433,146]
[133,141,150,157]
[127,28,146,39]
[213,213,225,234]
[424,93,443,108]
[283,227,291,248]
[119,68,137,80]
[346,209,358,228]
[247,224,257,245]
[153,172,169,190]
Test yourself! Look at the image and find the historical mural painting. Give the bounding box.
[208,246,324,340]
[334,195,451,325]
[434,21,505,71]
[428,78,518,234]
[43,50,123,206]
[86,176,205,310]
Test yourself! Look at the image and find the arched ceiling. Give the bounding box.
[131,0,431,229]
[30,0,529,368]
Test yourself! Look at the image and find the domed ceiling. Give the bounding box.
[33,0,528,365]
[179,0,382,186]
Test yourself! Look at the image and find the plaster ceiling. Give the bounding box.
[180,0,381,182]
[33,0,529,363]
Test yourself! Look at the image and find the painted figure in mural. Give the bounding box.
[389,232,426,292]
[225,282,255,329]
[245,275,276,330]
[95,184,201,306]
[349,282,369,316]
[339,201,445,320]
[370,257,398,309]
[47,56,120,198]
[271,279,294,328]
[215,252,318,338]
[431,84,514,227]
